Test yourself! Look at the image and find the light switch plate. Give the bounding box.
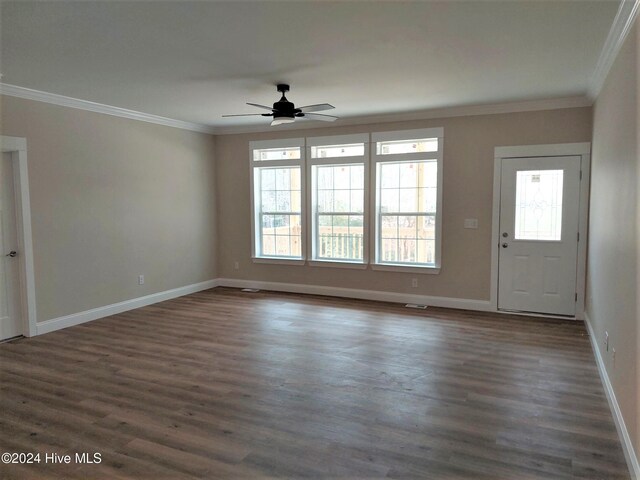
[464,218,478,229]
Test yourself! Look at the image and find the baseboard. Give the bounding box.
[216,278,493,312]
[584,312,640,479]
[36,279,220,335]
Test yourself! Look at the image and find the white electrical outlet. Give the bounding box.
[605,331,609,352]
[411,278,418,288]
[138,275,144,285]
[234,261,240,270]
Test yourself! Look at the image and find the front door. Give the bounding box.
[498,156,581,316]
[0,152,22,340]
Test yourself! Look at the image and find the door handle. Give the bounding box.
[6,251,17,258]
[501,243,508,248]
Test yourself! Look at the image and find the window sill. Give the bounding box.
[372,263,440,274]
[252,257,305,266]
[308,260,367,270]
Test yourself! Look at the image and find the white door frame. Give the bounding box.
[490,143,591,320]
[0,136,37,337]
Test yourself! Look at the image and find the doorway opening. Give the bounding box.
[0,136,36,338]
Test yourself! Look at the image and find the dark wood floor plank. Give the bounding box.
[0,287,629,479]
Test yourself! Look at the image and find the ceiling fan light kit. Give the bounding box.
[223,84,338,126]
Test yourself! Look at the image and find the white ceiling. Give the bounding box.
[1,1,619,131]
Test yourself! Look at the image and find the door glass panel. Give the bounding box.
[514,169,563,241]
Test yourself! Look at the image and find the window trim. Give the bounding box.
[307,133,369,267]
[250,138,306,262]
[371,128,444,273]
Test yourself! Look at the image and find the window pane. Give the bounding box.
[380,215,426,264]
[422,162,438,187]
[334,166,350,189]
[380,161,437,214]
[262,235,276,256]
[312,143,364,158]
[291,191,301,211]
[399,188,418,212]
[421,187,437,213]
[316,214,364,261]
[261,169,276,189]
[381,238,398,262]
[417,239,435,264]
[254,146,301,161]
[514,170,563,241]
[276,191,291,212]
[399,163,417,187]
[377,138,438,155]
[381,215,398,239]
[376,158,438,266]
[380,189,399,213]
[256,166,301,258]
[275,236,290,256]
[317,166,333,189]
[275,169,291,190]
[334,190,350,212]
[380,163,400,188]
[318,190,334,213]
[313,163,365,262]
[417,215,435,239]
[261,190,276,211]
[350,190,364,213]
[350,167,364,189]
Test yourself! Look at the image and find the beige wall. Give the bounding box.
[216,107,592,300]
[587,19,639,462]
[0,95,217,322]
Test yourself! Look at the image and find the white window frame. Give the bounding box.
[250,138,306,265]
[306,133,369,269]
[371,127,444,274]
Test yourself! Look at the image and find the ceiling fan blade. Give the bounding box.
[302,113,338,122]
[247,102,276,112]
[222,113,273,117]
[298,103,335,113]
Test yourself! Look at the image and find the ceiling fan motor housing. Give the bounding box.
[273,84,301,119]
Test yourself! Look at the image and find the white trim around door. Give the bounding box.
[0,136,37,337]
[490,143,591,320]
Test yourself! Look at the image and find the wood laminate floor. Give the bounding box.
[0,287,629,479]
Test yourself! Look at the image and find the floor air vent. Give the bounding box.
[405,304,428,309]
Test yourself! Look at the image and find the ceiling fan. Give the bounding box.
[222,84,338,126]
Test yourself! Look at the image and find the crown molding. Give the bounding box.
[588,0,640,99]
[0,83,592,137]
[213,96,593,135]
[0,83,215,134]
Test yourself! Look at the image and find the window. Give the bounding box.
[514,169,563,241]
[308,134,368,265]
[250,139,305,262]
[249,128,444,272]
[372,128,443,272]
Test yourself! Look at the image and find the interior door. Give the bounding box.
[498,156,581,316]
[0,152,22,340]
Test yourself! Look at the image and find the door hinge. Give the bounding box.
[577,232,580,242]
[579,170,582,180]
[575,293,578,302]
